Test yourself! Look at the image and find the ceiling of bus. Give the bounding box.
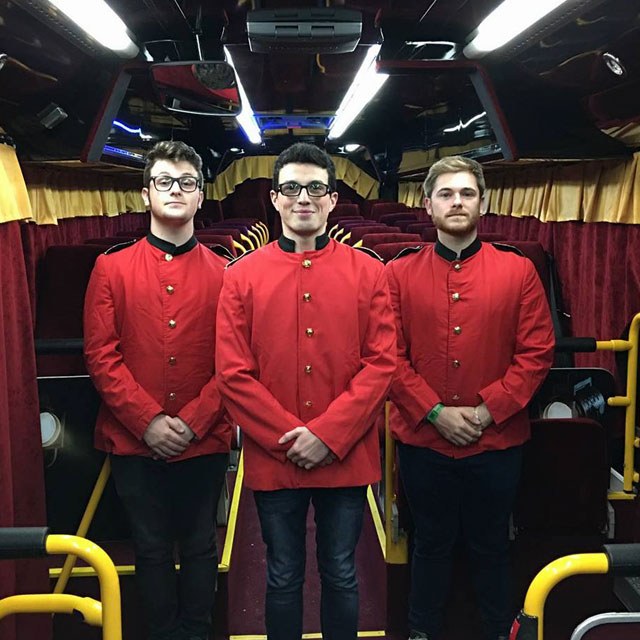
[0,0,639,179]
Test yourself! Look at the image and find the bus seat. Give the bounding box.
[229,198,268,223]
[514,418,609,538]
[361,232,422,250]
[395,218,423,232]
[422,227,439,242]
[477,232,506,241]
[377,212,418,226]
[368,242,426,263]
[329,203,360,218]
[200,199,224,223]
[361,199,394,219]
[570,612,640,639]
[200,235,237,256]
[348,225,401,244]
[406,222,435,235]
[370,202,409,221]
[497,240,550,296]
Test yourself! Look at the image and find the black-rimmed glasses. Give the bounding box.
[150,175,201,192]
[277,181,332,197]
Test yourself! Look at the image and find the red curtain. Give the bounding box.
[478,214,640,372]
[0,221,50,640]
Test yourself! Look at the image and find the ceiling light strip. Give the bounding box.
[224,46,262,145]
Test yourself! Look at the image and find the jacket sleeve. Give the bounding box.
[215,270,302,461]
[305,267,397,460]
[479,260,555,427]
[177,366,225,440]
[386,261,442,428]
[83,256,164,440]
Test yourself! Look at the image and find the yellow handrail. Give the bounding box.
[240,234,255,251]
[522,553,609,640]
[0,594,102,626]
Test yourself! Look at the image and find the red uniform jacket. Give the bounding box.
[386,238,554,458]
[84,234,232,460]
[216,236,397,490]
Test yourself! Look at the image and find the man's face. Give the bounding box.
[425,171,482,237]
[270,163,338,239]
[142,159,203,225]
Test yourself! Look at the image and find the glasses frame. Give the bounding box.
[276,181,333,198]
[150,175,202,193]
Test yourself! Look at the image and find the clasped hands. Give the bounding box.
[433,403,493,447]
[143,414,195,460]
[278,426,335,470]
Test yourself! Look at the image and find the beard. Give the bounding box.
[431,210,479,237]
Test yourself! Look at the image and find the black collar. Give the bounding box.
[278,232,330,253]
[435,236,482,262]
[146,232,197,256]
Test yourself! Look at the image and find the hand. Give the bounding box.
[143,414,191,459]
[474,403,494,430]
[318,452,337,467]
[433,406,483,447]
[278,426,331,470]
[169,416,196,441]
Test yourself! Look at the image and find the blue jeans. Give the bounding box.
[253,486,367,640]
[111,453,229,640]
[398,444,522,640]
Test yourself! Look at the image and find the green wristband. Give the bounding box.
[427,403,444,424]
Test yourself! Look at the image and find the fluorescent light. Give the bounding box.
[49,0,138,57]
[344,144,361,152]
[112,120,153,141]
[224,46,262,145]
[464,0,570,58]
[443,111,486,133]
[328,45,388,140]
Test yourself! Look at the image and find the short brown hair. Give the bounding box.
[423,156,485,199]
[143,140,203,187]
[272,142,336,192]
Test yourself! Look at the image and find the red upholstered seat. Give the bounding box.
[196,228,244,242]
[228,199,268,223]
[496,240,550,295]
[370,242,425,263]
[361,199,394,219]
[200,199,223,223]
[361,232,422,249]
[370,202,409,221]
[377,212,418,226]
[406,222,435,235]
[477,232,506,242]
[199,235,237,257]
[348,225,401,244]
[329,203,360,219]
[421,227,439,242]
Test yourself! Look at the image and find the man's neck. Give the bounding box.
[436,229,478,257]
[149,219,194,247]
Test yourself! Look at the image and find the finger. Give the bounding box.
[279,428,302,445]
[166,417,186,434]
[161,441,187,456]
[165,431,190,446]
[154,446,172,459]
[304,462,315,470]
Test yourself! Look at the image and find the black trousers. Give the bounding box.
[398,444,522,640]
[111,453,229,640]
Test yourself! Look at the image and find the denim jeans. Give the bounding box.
[398,444,522,640]
[253,486,367,640]
[111,453,229,640]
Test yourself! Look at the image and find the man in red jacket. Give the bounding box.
[84,141,231,640]
[386,156,554,640]
[216,142,396,640]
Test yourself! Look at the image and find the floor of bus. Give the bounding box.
[49,485,624,640]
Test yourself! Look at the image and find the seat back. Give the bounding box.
[349,225,401,244]
[406,222,435,235]
[330,203,360,219]
[378,212,418,226]
[370,202,409,221]
[570,612,640,639]
[361,232,422,249]
[421,227,439,242]
[371,242,425,263]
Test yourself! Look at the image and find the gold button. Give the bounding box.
[306,328,314,337]
[305,365,312,374]
[168,319,176,329]
[168,392,176,400]
[452,359,460,368]
[303,293,311,302]
[452,292,460,301]
[305,400,313,407]
[453,326,462,335]
[166,285,174,294]
[454,263,462,271]
[165,253,173,262]
[452,394,460,400]
[168,356,176,365]
[302,259,312,268]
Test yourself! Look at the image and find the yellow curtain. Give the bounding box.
[22,168,145,225]
[0,136,33,224]
[207,155,379,201]
[399,151,640,223]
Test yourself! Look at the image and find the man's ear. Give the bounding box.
[424,197,433,217]
[270,190,279,210]
[142,187,150,209]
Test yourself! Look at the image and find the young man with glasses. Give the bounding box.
[216,142,396,640]
[84,140,231,640]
